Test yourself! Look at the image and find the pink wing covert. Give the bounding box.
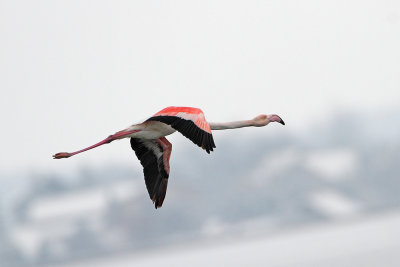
[152,107,212,134]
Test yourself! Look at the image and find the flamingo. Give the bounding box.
[53,106,285,208]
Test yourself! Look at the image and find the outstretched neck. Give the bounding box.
[209,114,280,130]
[209,120,255,130]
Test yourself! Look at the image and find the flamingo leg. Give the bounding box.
[53,129,140,159]
[156,137,172,174]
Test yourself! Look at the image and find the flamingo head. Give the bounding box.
[253,114,285,127]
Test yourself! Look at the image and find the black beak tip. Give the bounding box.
[279,117,285,125]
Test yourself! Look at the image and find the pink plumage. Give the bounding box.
[151,106,212,133]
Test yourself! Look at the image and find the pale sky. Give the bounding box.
[1,0,399,175]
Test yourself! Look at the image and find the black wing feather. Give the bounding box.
[130,138,169,209]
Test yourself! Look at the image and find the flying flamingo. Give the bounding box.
[53,106,285,208]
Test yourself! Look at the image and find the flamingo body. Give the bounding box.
[131,121,176,140]
[53,106,284,209]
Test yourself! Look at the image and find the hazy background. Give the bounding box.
[1,0,399,266]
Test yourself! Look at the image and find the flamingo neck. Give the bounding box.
[209,120,255,130]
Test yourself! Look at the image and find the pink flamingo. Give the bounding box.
[53,106,284,208]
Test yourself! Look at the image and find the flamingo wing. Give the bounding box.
[146,106,216,153]
[130,137,170,208]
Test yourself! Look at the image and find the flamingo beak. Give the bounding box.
[267,114,285,125]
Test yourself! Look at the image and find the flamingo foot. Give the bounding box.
[53,152,71,159]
